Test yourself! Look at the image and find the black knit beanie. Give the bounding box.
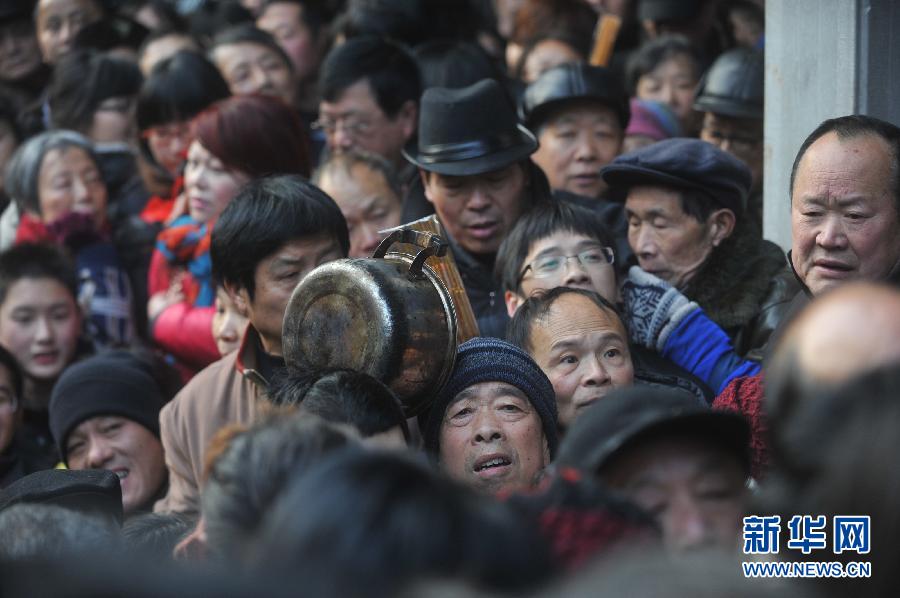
[422,337,559,457]
[48,351,167,464]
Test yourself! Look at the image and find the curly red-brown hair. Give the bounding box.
[192,94,310,178]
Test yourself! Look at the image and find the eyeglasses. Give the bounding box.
[141,121,193,142]
[518,247,615,284]
[702,130,761,155]
[312,114,374,137]
[0,393,17,413]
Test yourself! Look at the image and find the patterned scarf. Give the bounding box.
[155,214,214,307]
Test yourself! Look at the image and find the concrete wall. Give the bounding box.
[763,0,900,249]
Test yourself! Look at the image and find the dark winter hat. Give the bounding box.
[556,386,751,474]
[693,48,764,120]
[403,79,538,176]
[638,0,702,22]
[521,63,630,131]
[600,137,752,218]
[0,0,34,23]
[422,337,559,457]
[0,469,123,524]
[49,351,167,464]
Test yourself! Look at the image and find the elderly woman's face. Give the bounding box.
[37,146,108,226]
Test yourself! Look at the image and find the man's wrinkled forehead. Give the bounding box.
[532,293,627,343]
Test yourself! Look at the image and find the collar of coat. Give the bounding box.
[680,218,789,330]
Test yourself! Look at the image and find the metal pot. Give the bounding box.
[282,229,458,416]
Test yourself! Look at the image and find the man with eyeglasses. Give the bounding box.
[602,138,798,359]
[317,37,419,175]
[694,48,764,233]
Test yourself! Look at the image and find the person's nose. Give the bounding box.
[57,21,74,48]
[562,257,591,286]
[574,132,598,162]
[252,65,274,93]
[658,83,677,109]
[85,436,115,469]
[331,123,354,151]
[581,355,611,387]
[218,312,240,342]
[33,315,54,344]
[630,223,658,259]
[465,184,491,212]
[472,408,503,444]
[666,499,715,553]
[816,214,849,250]
[357,224,382,257]
[186,161,206,190]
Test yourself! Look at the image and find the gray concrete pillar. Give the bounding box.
[763,0,900,249]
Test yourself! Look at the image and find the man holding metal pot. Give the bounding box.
[403,79,552,339]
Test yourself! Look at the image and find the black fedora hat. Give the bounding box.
[521,63,630,131]
[403,79,538,176]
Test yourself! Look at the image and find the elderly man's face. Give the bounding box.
[529,293,634,428]
[625,185,723,288]
[318,80,416,167]
[316,161,402,258]
[532,101,623,199]
[791,132,900,295]
[212,42,296,106]
[603,434,748,553]
[66,416,167,515]
[700,113,763,193]
[423,163,528,256]
[440,381,549,495]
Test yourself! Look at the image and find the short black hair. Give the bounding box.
[47,49,143,133]
[259,0,333,37]
[507,287,624,355]
[789,114,900,214]
[210,175,349,299]
[413,39,505,91]
[495,200,617,296]
[0,345,23,402]
[319,36,421,118]
[0,243,79,308]
[625,34,703,96]
[678,187,721,223]
[210,23,293,73]
[271,368,410,443]
[188,0,253,43]
[136,50,231,130]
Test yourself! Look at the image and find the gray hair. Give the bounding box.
[312,149,402,201]
[4,130,99,216]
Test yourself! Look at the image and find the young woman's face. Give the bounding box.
[0,277,81,383]
[37,146,108,227]
[183,141,249,224]
[144,120,192,177]
[635,54,699,132]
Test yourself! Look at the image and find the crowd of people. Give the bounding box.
[0,0,897,596]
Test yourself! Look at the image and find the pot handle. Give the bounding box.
[373,228,449,279]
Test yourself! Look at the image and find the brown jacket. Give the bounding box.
[154,327,270,516]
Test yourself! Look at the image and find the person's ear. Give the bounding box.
[398,99,417,140]
[223,280,249,315]
[504,290,523,318]
[421,169,434,205]
[542,435,551,467]
[708,208,736,247]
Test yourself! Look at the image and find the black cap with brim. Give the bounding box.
[403,124,538,177]
[0,469,124,524]
[556,386,751,475]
